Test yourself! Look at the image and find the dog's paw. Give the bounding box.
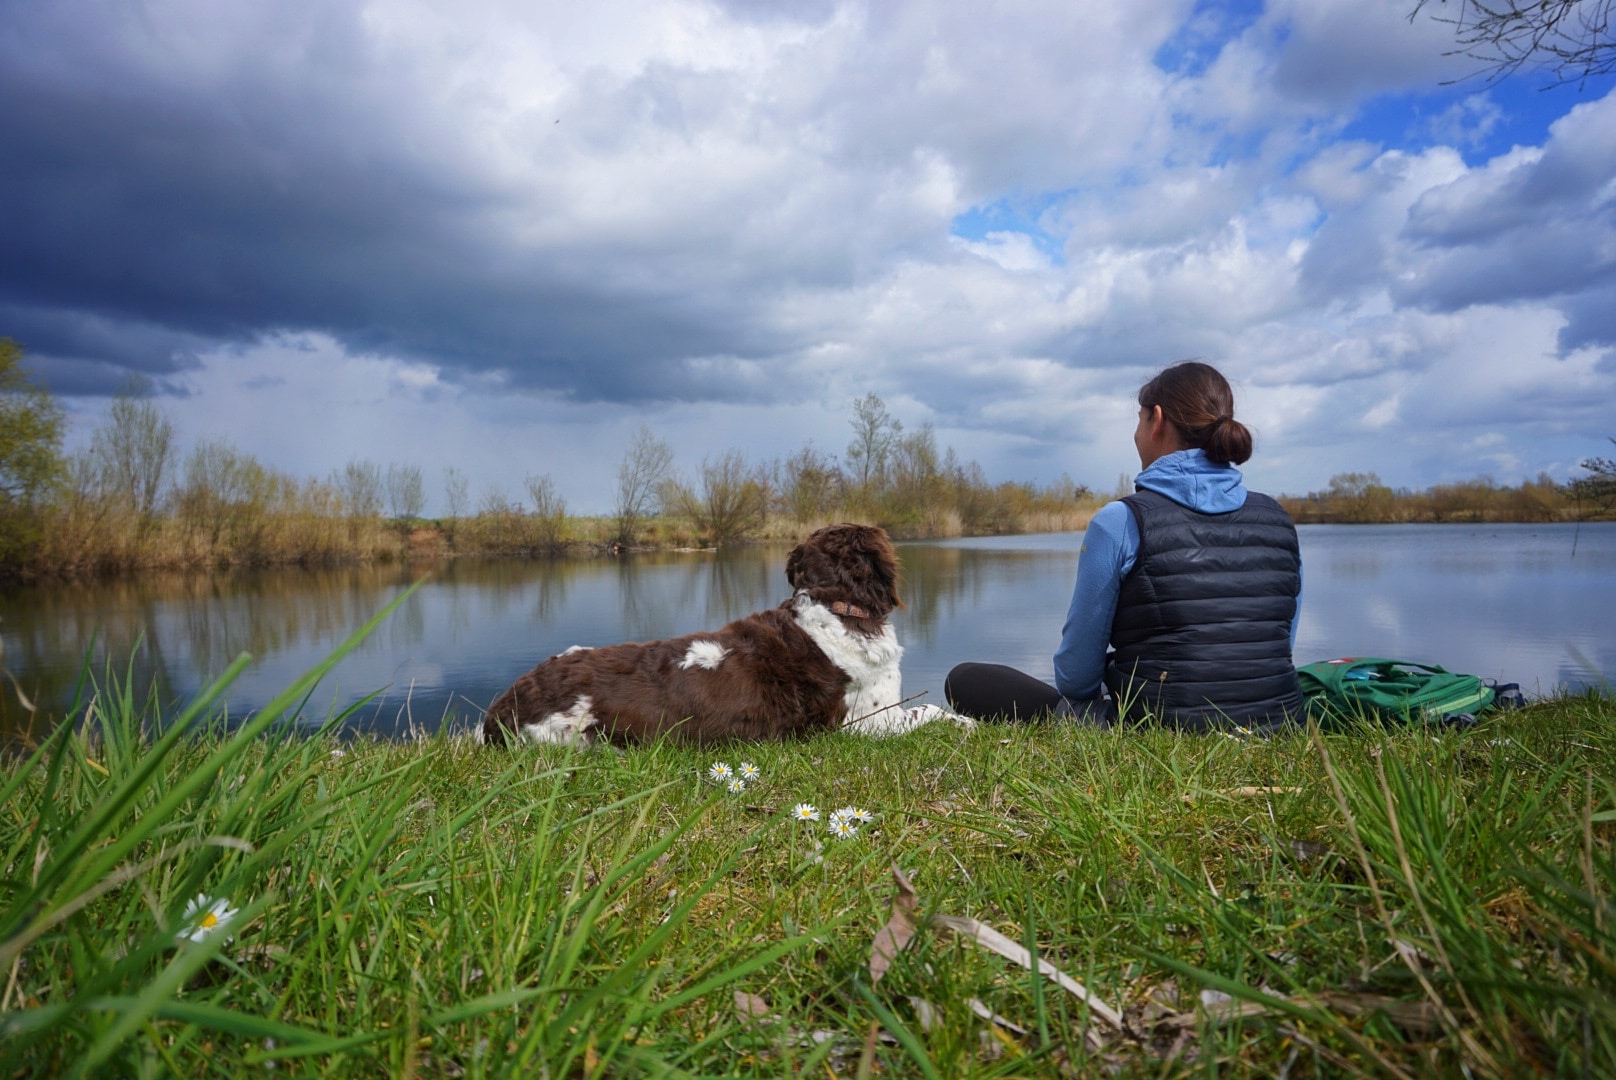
[908,703,976,731]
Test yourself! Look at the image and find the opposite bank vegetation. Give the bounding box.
[1,340,1096,578]
[2,596,1613,1077]
[3,339,1614,579]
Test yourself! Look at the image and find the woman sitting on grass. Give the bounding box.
[946,360,1303,731]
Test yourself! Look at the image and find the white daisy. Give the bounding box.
[179,894,237,944]
[726,777,747,794]
[830,818,860,840]
[737,761,761,782]
[791,802,820,822]
[708,762,733,783]
[847,807,874,824]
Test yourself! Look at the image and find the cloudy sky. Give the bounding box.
[5,0,1614,514]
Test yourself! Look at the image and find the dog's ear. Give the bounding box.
[859,526,903,611]
[785,541,806,590]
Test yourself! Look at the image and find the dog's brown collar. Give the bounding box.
[829,600,871,619]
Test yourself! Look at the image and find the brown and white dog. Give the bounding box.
[479,523,971,746]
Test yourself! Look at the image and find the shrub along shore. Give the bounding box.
[6,503,1099,582]
[2,597,1613,1077]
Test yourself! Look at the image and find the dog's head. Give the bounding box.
[785,522,903,618]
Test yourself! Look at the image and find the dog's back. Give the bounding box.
[482,604,853,746]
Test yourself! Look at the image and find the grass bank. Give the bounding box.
[4,609,1612,1076]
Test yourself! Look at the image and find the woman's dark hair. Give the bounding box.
[1137,361,1253,467]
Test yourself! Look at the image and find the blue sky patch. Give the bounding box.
[1346,70,1616,164]
[950,193,1069,264]
[1154,0,1266,78]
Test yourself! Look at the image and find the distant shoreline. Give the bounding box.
[10,511,1616,589]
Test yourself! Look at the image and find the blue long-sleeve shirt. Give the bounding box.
[1053,449,1302,700]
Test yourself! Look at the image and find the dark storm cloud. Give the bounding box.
[0,2,786,400]
[1558,290,1616,354]
[0,303,210,380]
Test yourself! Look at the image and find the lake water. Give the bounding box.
[2,522,1612,740]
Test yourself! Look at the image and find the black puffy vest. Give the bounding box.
[1104,488,1303,731]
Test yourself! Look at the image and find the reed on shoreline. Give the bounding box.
[4,446,1100,580]
[3,610,1612,1076]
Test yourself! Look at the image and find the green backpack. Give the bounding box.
[1297,657,1496,726]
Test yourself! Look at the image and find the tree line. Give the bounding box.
[0,341,1095,577]
[5,338,1613,577]
[1279,460,1616,524]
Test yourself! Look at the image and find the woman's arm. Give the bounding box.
[1053,502,1138,700]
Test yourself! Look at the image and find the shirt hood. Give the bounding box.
[1135,449,1247,513]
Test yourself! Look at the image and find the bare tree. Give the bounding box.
[1413,1,1616,82]
[443,466,469,550]
[176,438,267,552]
[889,424,941,510]
[337,459,383,518]
[385,463,425,525]
[778,443,845,522]
[846,393,902,491]
[613,426,674,545]
[333,458,382,545]
[667,450,771,546]
[89,380,173,532]
[524,472,568,554]
[478,486,524,551]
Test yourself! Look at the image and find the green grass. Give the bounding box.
[3,607,1613,1076]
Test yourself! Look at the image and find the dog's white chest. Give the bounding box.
[792,595,904,719]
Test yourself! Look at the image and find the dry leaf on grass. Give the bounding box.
[733,990,772,1024]
[1287,838,1331,861]
[1154,989,1443,1037]
[235,943,288,967]
[907,995,1028,1040]
[1181,786,1303,804]
[907,997,941,1032]
[1315,992,1443,1036]
[965,997,1028,1036]
[867,867,1125,1046]
[868,864,918,984]
[929,913,1125,1036]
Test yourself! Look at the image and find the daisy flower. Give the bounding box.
[726,777,747,794]
[708,762,733,783]
[829,818,860,840]
[791,802,820,822]
[737,762,761,782]
[179,894,237,944]
[847,807,874,824]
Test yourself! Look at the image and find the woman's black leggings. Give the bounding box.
[943,662,1115,726]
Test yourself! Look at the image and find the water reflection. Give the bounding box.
[3,522,1612,742]
[1293,524,1616,696]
